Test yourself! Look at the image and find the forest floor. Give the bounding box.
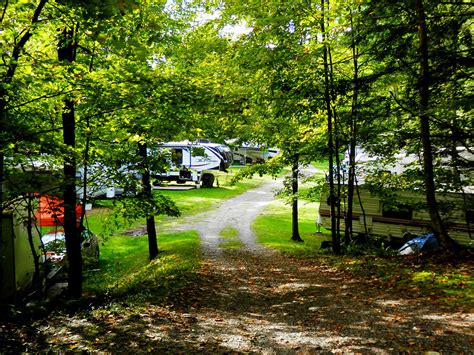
[1,178,473,353]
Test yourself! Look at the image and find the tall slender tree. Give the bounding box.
[321,0,340,254]
[0,0,48,255]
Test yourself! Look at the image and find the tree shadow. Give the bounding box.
[1,249,472,352]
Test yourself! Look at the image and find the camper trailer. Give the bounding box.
[318,147,473,246]
[225,140,280,165]
[1,201,43,302]
[151,141,233,187]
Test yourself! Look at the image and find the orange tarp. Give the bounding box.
[36,195,82,227]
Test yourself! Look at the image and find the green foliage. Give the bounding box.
[230,157,284,185]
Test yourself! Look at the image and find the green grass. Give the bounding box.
[310,160,329,172]
[219,227,239,238]
[83,231,200,299]
[158,171,274,214]
[219,240,244,249]
[253,199,330,257]
[218,227,243,249]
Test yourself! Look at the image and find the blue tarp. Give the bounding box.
[398,233,439,255]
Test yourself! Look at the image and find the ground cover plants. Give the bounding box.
[218,227,243,249]
[80,171,273,298]
[253,198,474,311]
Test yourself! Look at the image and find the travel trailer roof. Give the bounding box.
[346,146,473,193]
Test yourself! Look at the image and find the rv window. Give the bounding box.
[382,203,413,220]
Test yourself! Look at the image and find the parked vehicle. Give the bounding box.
[150,141,233,187]
[318,147,473,247]
[226,140,280,165]
[41,228,100,263]
[76,163,141,199]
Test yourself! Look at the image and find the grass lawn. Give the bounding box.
[253,199,331,257]
[83,231,200,299]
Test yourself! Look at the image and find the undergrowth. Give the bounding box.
[83,231,200,302]
[254,199,474,310]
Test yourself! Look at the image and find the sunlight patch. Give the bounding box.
[375,299,409,307]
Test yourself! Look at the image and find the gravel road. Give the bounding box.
[183,177,282,255]
[3,174,472,353]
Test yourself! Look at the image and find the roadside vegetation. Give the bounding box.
[83,231,200,301]
[253,200,329,255]
[81,171,272,298]
[253,198,474,310]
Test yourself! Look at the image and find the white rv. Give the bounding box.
[318,147,473,246]
[225,140,280,165]
[151,141,233,187]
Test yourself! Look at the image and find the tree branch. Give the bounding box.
[7,89,75,110]
[4,0,48,83]
[388,91,417,116]
[0,0,8,24]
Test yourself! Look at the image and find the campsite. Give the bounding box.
[0,0,472,352]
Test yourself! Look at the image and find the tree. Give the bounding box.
[356,0,472,249]
[320,0,341,253]
[57,23,83,297]
[0,0,48,256]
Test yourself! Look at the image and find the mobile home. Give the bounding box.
[1,201,43,302]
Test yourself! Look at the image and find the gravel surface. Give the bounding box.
[180,177,282,255]
[134,176,472,353]
[2,176,472,353]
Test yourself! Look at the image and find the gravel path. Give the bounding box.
[181,177,282,255]
[141,176,472,353]
[2,176,472,353]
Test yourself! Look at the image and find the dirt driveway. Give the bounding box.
[142,178,473,353]
[2,178,472,353]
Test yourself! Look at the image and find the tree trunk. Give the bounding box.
[291,153,303,242]
[26,195,42,296]
[328,46,342,243]
[416,0,456,250]
[58,26,82,298]
[138,142,159,259]
[321,0,340,254]
[345,7,360,245]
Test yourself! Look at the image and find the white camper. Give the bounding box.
[318,147,473,246]
[225,140,280,165]
[151,141,233,187]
